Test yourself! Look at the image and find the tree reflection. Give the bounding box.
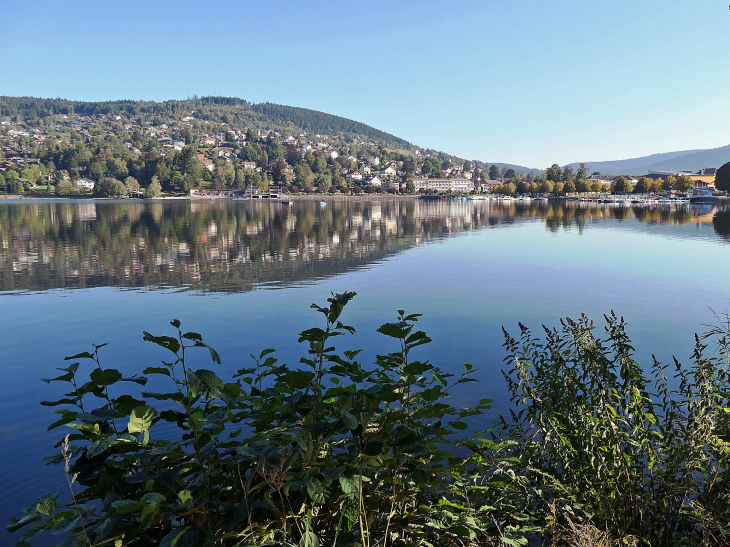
[0,198,726,293]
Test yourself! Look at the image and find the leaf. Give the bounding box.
[194,342,221,364]
[377,322,410,339]
[339,475,359,495]
[142,332,180,354]
[111,499,143,514]
[64,352,94,361]
[88,435,117,457]
[192,369,225,398]
[285,370,315,389]
[6,513,41,533]
[128,405,157,434]
[143,492,166,503]
[139,501,160,530]
[306,479,326,504]
[177,490,193,509]
[89,368,123,386]
[36,498,56,516]
[340,409,358,430]
[143,367,171,376]
[412,469,429,485]
[160,527,190,547]
[300,530,319,547]
[50,516,79,535]
[364,440,383,456]
[114,395,147,416]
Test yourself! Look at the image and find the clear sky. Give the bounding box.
[3,0,729,168]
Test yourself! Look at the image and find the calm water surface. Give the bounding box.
[3,197,730,537]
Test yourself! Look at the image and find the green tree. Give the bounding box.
[406,180,416,194]
[546,164,562,183]
[504,168,516,179]
[715,161,730,192]
[89,161,105,182]
[576,163,588,181]
[663,176,676,191]
[463,160,472,172]
[563,180,576,194]
[145,177,162,197]
[611,177,633,194]
[95,178,127,197]
[21,166,41,185]
[633,177,651,194]
[293,163,314,187]
[489,165,500,180]
[562,166,575,183]
[124,176,140,195]
[55,180,76,195]
[501,182,516,194]
[234,168,246,189]
[591,180,603,193]
[575,179,590,193]
[246,170,262,188]
[674,175,694,192]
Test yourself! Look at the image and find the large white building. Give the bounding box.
[75,178,96,191]
[412,178,474,193]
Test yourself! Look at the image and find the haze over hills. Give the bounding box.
[0,96,541,175]
[566,144,730,176]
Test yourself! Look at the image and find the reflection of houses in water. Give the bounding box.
[1,199,729,293]
[77,203,97,222]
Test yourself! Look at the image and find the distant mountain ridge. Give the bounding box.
[566,144,730,175]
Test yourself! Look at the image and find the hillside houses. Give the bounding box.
[0,97,549,197]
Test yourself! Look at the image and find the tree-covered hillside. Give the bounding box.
[0,96,414,149]
[0,96,541,175]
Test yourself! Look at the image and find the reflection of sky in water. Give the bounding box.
[2,198,730,536]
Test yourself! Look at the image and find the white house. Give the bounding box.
[369,156,380,166]
[366,176,383,187]
[346,171,363,181]
[382,166,397,177]
[75,178,96,191]
[328,150,339,160]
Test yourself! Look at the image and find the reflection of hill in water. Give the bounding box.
[0,199,493,293]
[0,199,727,293]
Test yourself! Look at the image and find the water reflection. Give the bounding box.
[0,198,727,293]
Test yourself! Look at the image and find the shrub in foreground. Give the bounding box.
[9,293,532,547]
[497,312,730,546]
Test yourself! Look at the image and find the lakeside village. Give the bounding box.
[0,112,726,205]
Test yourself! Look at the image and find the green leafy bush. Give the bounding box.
[497,312,730,546]
[10,292,535,547]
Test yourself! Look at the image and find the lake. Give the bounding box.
[3,196,730,537]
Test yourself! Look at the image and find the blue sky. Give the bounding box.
[3,0,729,167]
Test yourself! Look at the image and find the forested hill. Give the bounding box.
[0,96,413,149]
[0,96,541,175]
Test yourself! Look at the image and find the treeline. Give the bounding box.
[491,162,700,195]
[0,96,412,149]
